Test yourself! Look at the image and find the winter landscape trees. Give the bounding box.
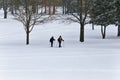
[1,1,120,80]
[67,0,93,42]
[114,0,120,36]
[90,0,120,39]
[90,0,115,39]
[2,0,9,18]
[13,0,39,45]
[0,0,120,44]
[13,0,51,45]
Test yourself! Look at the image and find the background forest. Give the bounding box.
[0,0,120,45]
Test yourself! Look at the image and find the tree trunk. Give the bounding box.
[10,0,14,15]
[80,23,84,42]
[44,3,47,14]
[4,11,7,19]
[101,26,106,39]
[65,1,67,14]
[62,0,65,14]
[48,0,51,15]
[92,23,94,30]
[43,0,47,14]
[117,25,120,36]
[26,24,30,45]
[3,0,8,19]
[53,5,55,14]
[11,7,14,15]
[26,32,29,45]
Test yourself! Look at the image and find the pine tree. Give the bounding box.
[114,0,120,36]
[90,0,115,39]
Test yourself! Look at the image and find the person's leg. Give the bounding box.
[59,42,60,47]
[51,42,53,47]
[59,42,61,47]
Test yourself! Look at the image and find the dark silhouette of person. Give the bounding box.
[49,36,55,47]
[57,35,64,48]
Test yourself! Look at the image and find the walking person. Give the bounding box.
[57,35,64,48]
[49,36,55,47]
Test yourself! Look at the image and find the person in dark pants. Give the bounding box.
[49,36,55,47]
[57,35,64,48]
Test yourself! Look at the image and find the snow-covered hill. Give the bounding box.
[0,11,120,80]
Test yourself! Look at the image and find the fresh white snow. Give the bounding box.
[0,10,120,80]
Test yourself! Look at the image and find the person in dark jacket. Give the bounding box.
[49,36,55,47]
[57,35,64,47]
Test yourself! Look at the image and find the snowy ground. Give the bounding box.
[0,11,120,80]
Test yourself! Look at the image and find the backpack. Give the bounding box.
[58,38,61,42]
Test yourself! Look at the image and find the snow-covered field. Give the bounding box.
[0,11,120,80]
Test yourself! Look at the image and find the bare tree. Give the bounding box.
[2,0,9,18]
[14,0,49,45]
[68,0,93,42]
[41,0,60,15]
[62,0,72,14]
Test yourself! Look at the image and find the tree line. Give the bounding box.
[0,0,120,45]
